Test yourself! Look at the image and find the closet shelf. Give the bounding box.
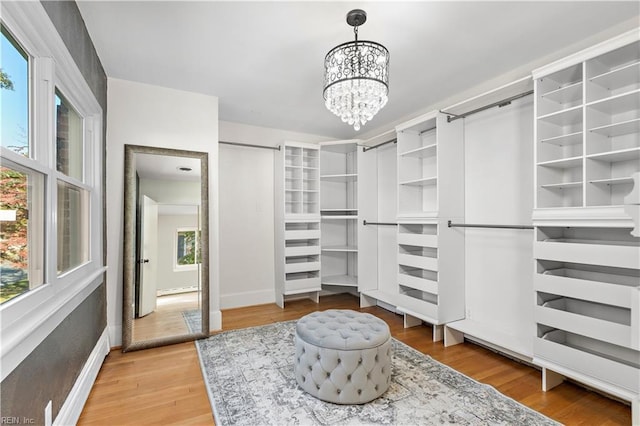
[320,173,357,182]
[589,61,640,91]
[321,274,358,287]
[588,177,635,186]
[587,89,640,115]
[321,245,358,252]
[589,118,640,137]
[540,80,582,104]
[537,105,582,126]
[587,147,640,163]
[537,156,583,169]
[399,176,437,186]
[399,143,437,158]
[540,181,583,190]
[540,131,583,146]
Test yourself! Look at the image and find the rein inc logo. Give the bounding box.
[0,418,35,424]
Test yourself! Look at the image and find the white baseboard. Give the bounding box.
[54,327,109,426]
[219,289,274,310]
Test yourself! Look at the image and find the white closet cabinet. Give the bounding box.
[275,142,321,307]
[361,112,465,341]
[532,30,640,419]
[319,141,360,290]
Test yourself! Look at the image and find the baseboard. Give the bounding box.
[54,327,109,426]
[210,309,222,332]
[219,289,274,310]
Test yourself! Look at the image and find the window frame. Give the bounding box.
[0,2,104,382]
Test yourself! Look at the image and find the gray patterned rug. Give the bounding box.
[195,320,559,426]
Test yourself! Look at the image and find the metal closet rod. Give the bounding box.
[448,220,533,230]
[440,90,534,123]
[362,138,397,152]
[363,220,398,226]
[219,140,281,151]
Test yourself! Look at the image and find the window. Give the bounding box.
[1,2,103,381]
[57,180,88,274]
[1,25,29,156]
[0,161,44,303]
[55,89,83,180]
[175,228,200,269]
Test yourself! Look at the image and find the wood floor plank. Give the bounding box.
[79,294,631,425]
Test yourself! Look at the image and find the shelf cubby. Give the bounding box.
[537,63,583,116]
[320,141,359,292]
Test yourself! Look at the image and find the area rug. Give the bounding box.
[195,320,559,426]
[182,309,201,333]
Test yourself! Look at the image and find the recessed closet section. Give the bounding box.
[443,78,535,358]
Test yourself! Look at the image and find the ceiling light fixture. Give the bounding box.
[177,166,192,172]
[323,9,389,131]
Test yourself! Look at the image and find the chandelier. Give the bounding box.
[323,9,389,131]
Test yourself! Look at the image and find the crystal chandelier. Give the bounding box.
[323,9,389,131]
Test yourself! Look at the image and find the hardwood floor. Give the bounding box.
[132,292,200,341]
[79,294,632,425]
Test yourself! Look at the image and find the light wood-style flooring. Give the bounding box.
[132,292,200,341]
[78,294,631,425]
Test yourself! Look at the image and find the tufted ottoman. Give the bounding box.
[294,309,392,404]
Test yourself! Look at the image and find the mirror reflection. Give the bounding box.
[123,145,209,351]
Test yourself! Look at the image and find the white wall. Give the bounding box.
[218,121,331,308]
[463,95,534,355]
[156,214,199,292]
[139,179,200,205]
[106,78,219,345]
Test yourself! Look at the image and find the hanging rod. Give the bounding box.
[440,90,534,123]
[362,138,397,152]
[363,220,398,226]
[219,140,281,151]
[447,220,533,230]
[419,126,437,135]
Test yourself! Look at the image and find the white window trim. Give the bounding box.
[0,2,105,381]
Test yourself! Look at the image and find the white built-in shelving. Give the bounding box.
[360,111,464,341]
[320,141,360,290]
[535,36,640,210]
[532,30,640,419]
[275,142,322,307]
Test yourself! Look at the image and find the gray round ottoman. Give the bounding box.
[294,309,392,404]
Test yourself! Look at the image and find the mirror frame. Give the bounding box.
[122,144,209,352]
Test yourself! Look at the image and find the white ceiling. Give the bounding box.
[76,1,639,140]
[135,152,201,181]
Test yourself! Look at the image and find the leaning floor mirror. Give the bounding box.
[122,144,209,352]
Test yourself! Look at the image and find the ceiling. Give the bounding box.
[76,1,639,140]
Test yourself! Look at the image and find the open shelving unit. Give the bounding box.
[532,31,640,419]
[320,141,360,290]
[535,36,640,210]
[361,111,464,342]
[275,142,322,307]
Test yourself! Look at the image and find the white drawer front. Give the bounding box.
[397,233,438,248]
[535,272,636,309]
[534,241,640,269]
[285,229,320,240]
[285,246,320,257]
[535,337,640,394]
[398,253,438,271]
[535,305,637,350]
[284,277,321,294]
[398,273,438,295]
[285,261,321,274]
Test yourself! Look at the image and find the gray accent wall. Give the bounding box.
[0,285,106,424]
[0,2,108,423]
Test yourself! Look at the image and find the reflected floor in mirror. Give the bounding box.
[132,292,200,341]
